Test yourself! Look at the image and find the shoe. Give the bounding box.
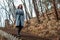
[17,33,21,37]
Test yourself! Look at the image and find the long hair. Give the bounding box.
[18,4,23,9]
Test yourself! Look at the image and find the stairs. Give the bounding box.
[0,30,21,40]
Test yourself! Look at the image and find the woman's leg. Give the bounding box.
[18,26,23,36]
[16,26,20,36]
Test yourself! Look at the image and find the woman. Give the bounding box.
[15,4,24,37]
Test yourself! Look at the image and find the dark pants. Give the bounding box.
[16,26,23,35]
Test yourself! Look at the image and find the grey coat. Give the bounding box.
[15,9,24,26]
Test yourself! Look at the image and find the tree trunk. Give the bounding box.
[29,0,33,18]
[32,0,40,23]
[52,0,58,20]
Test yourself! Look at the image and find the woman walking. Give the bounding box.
[15,4,24,37]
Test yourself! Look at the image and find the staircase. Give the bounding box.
[0,30,21,40]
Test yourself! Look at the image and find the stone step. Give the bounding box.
[0,30,21,40]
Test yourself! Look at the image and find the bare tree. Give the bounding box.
[0,0,16,27]
[7,0,16,18]
[52,0,58,20]
[21,0,31,19]
[32,0,40,23]
[29,0,33,18]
